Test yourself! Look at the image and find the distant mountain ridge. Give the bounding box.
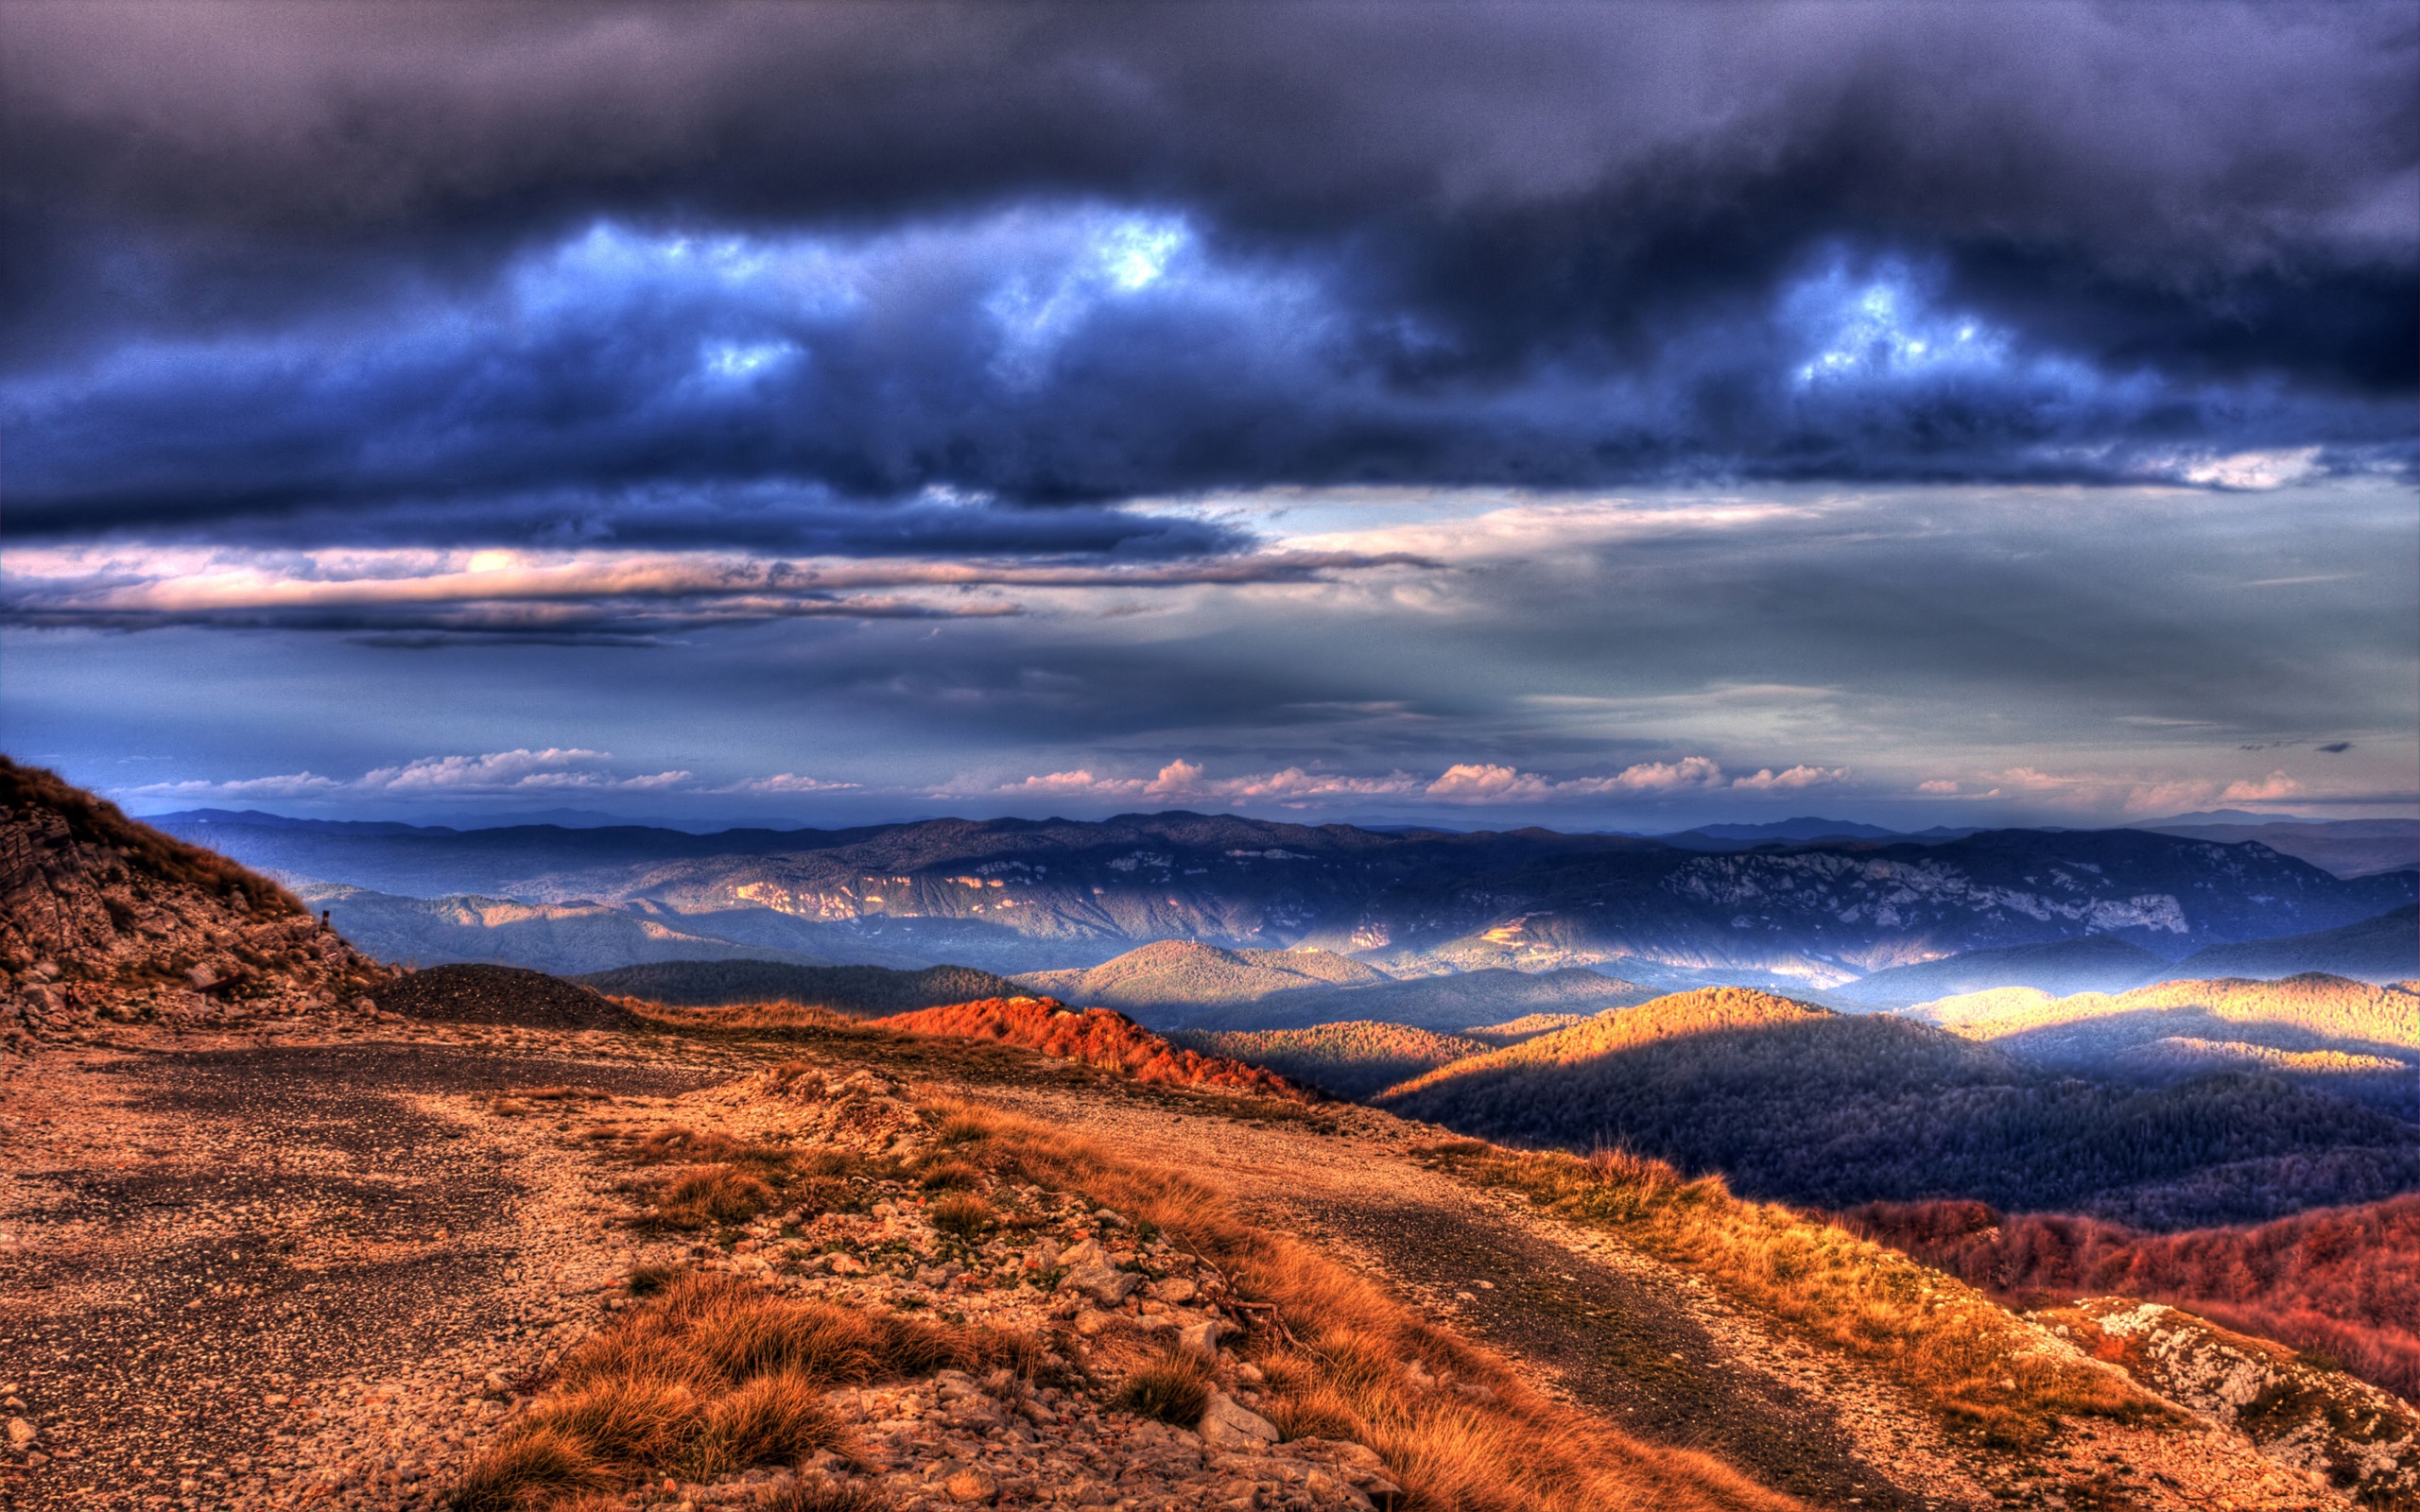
[147,808,2418,986]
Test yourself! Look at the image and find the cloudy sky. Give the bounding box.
[4,3,2413,831]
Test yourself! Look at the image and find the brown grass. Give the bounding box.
[648,1165,779,1230]
[934,1102,1805,1512]
[927,1194,993,1241]
[1428,1143,2166,1448]
[448,1272,1043,1510]
[758,1483,890,1512]
[1113,1347,1215,1425]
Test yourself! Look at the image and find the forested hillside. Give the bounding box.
[1842,1194,2420,1402]
[1378,988,2420,1227]
[1171,1022,1490,1098]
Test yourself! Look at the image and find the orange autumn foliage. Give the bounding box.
[872,996,1316,1102]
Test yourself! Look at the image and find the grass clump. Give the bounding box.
[448,1273,1041,1510]
[650,1165,778,1230]
[1113,1348,1213,1426]
[759,1482,891,1512]
[916,1158,984,1192]
[444,1427,607,1510]
[928,1194,993,1241]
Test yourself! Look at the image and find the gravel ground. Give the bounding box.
[372,967,636,1031]
[0,1038,714,1510]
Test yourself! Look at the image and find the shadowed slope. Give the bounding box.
[1377,989,2420,1226]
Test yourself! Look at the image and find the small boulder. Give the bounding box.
[1199,1392,1280,1451]
[6,1418,35,1450]
[943,1467,997,1503]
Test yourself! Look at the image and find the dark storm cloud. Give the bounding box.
[2,1,2413,544]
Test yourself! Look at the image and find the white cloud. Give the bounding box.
[2221,769,2303,802]
[1728,765,1847,790]
[2177,447,2324,490]
[125,748,696,801]
[717,772,861,795]
[996,760,1420,804]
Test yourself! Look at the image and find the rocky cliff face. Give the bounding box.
[0,758,388,1046]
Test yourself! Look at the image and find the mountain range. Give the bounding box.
[147,809,2416,989]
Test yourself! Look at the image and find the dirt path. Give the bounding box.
[0,1040,717,1511]
[946,1082,1995,1512]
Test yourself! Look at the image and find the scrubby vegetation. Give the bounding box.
[872,997,1318,1101]
[448,1272,1042,1507]
[1421,1142,2167,1449]
[1170,1021,1490,1098]
[1378,988,2420,1227]
[938,1105,1806,1512]
[1842,1194,2420,1402]
[575,959,1022,1015]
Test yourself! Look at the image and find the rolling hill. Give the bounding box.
[1015,938,1390,1023]
[1375,988,2420,1228]
[146,808,2418,985]
[1830,934,2173,1005]
[2167,903,2417,983]
[868,996,1313,1101]
[1177,964,1656,1033]
[1169,1022,1492,1098]
[573,958,1024,1017]
[1910,972,2420,1116]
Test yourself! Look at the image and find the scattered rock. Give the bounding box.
[1200,1391,1282,1451]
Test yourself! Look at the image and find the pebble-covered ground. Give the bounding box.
[0,1011,2375,1512]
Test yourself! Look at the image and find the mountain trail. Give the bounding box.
[947,1078,2350,1512]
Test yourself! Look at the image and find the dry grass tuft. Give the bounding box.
[652,1165,779,1230]
[933,1114,994,1146]
[927,1194,993,1240]
[758,1482,891,1512]
[1113,1348,1214,1425]
[935,1101,1805,1512]
[449,1272,1039,1509]
[1427,1143,2165,1448]
[625,1264,681,1297]
[444,1427,607,1511]
[915,1158,984,1191]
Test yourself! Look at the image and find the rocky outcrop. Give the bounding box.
[2043,1297,2418,1508]
[0,756,389,1046]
